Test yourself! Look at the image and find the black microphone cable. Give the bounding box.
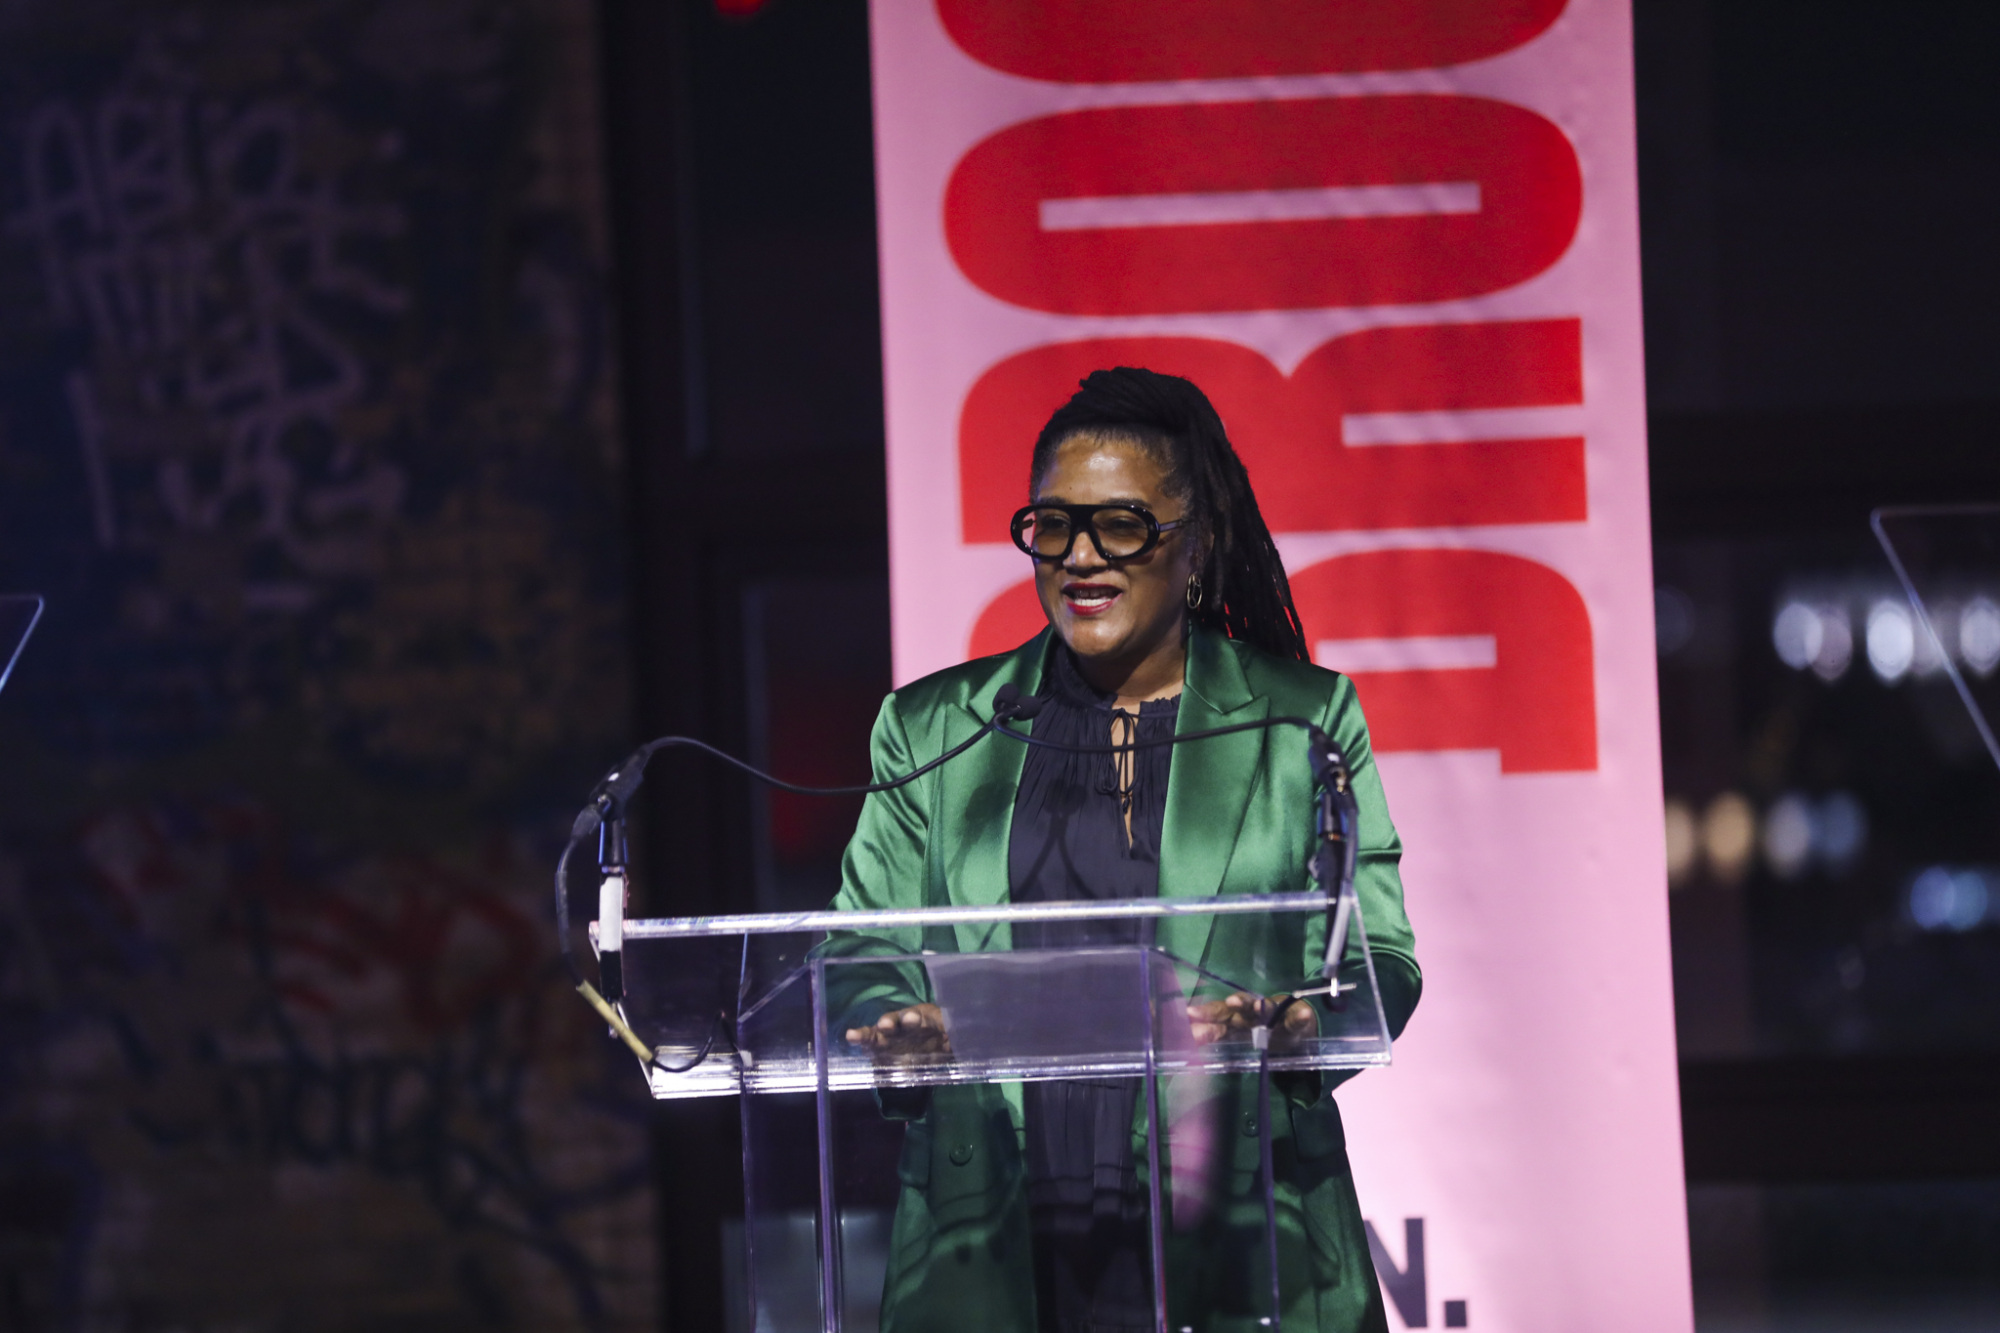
[556,685,1041,978]
[556,686,1048,1073]
[556,682,1355,1073]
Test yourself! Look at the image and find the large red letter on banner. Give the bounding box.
[958,322,1584,543]
[944,96,1581,315]
[937,0,1568,82]
[968,579,1046,660]
[968,549,1597,773]
[1290,548,1596,772]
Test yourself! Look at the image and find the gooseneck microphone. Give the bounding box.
[556,684,1358,1074]
[992,681,1047,720]
[572,682,1048,843]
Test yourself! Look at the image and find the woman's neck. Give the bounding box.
[1072,632,1187,707]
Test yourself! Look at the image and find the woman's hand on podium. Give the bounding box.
[845,1003,952,1062]
[1186,992,1320,1052]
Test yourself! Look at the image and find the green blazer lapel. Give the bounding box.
[1157,628,1268,972]
[936,631,1051,953]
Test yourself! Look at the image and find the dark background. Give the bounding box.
[0,1,655,1328]
[3,0,1999,1329]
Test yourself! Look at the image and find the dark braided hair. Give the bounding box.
[1030,366,1310,662]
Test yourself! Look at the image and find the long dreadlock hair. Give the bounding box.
[1030,366,1310,662]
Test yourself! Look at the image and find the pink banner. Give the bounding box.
[868,3,1688,1329]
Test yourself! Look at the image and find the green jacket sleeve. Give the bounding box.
[1281,670,1420,1107]
[822,692,932,1030]
[1322,672,1421,1042]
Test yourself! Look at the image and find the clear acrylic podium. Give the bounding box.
[599,891,1392,1332]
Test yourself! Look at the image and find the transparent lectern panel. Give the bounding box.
[1875,505,2000,772]
[614,928,842,1098]
[740,948,1306,1332]
[809,943,1389,1089]
[611,893,1391,1100]
[810,894,1391,1085]
[738,1087,899,1333]
[615,895,1392,1326]
[617,931,757,1098]
[1151,1064,1309,1333]
[783,1076,1289,1331]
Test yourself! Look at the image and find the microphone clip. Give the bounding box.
[992,682,1048,724]
[572,745,655,839]
[1305,726,1351,795]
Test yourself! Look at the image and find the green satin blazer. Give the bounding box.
[830,626,1420,1333]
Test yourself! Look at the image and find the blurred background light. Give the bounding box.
[1763,793,1814,879]
[1760,790,1869,879]
[1812,604,1854,681]
[1655,585,1696,656]
[1702,792,1758,885]
[1664,798,1698,885]
[1770,586,2000,684]
[1908,866,1994,933]
[1961,596,2000,676]
[1865,599,1914,682]
[1773,599,1821,670]
[1910,599,1948,677]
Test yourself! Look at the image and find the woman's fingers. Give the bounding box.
[1185,1002,1226,1043]
[1185,992,1312,1045]
[846,1005,951,1058]
[1187,993,1266,1042]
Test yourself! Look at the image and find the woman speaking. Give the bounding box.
[831,367,1421,1333]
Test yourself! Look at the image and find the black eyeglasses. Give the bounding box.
[1010,503,1188,563]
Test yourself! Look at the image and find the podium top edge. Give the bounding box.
[619,891,1331,939]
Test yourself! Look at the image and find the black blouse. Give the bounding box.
[1007,646,1179,1332]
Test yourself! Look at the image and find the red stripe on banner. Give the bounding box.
[1291,548,1598,772]
[936,0,1569,82]
[958,322,1585,544]
[968,549,1598,773]
[944,96,1581,315]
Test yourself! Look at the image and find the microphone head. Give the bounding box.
[993,683,1047,721]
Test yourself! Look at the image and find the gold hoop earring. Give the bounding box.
[1186,573,1204,610]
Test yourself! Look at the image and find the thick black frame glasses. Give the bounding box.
[1010,503,1188,563]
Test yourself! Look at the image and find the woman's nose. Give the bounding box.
[1064,534,1107,571]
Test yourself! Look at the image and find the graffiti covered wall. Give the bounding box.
[0,2,651,1327]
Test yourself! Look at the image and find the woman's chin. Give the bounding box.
[1058,618,1134,663]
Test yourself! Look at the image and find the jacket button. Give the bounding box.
[1242,1113,1260,1137]
[948,1144,974,1165]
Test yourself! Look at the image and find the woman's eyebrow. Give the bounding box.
[1031,496,1153,507]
